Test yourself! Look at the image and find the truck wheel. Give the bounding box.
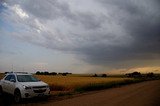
[14,90,21,103]
[0,86,3,96]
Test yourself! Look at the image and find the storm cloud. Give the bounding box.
[1,0,160,70]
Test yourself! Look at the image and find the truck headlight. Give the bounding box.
[23,85,31,90]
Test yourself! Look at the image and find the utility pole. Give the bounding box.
[11,64,14,73]
[12,64,14,72]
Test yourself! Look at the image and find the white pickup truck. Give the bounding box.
[0,72,50,103]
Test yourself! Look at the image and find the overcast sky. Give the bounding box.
[0,0,160,73]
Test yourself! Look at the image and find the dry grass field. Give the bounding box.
[35,75,132,91]
[0,73,4,79]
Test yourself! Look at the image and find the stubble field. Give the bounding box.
[35,75,133,92]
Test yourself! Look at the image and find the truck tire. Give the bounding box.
[0,86,3,96]
[14,89,21,103]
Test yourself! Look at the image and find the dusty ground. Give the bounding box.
[1,80,160,106]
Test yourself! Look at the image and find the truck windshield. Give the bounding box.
[17,75,39,82]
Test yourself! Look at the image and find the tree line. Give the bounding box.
[35,71,72,76]
[126,71,155,78]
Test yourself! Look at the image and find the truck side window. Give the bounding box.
[4,75,12,81]
[10,75,16,82]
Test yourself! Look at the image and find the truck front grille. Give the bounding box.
[33,89,46,93]
[32,86,46,89]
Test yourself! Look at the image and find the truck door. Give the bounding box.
[2,75,12,92]
[8,75,16,94]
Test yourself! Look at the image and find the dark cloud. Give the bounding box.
[23,0,106,30]
[22,0,72,20]
[76,0,160,66]
[1,0,160,69]
[73,12,106,30]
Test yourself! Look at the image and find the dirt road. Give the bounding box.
[3,80,160,106]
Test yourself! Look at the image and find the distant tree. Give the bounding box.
[93,74,97,77]
[132,72,141,77]
[44,71,49,75]
[57,72,72,76]
[66,72,72,75]
[102,74,107,77]
[62,73,67,76]
[146,72,154,78]
[126,71,141,78]
[50,72,57,76]
[58,73,62,75]
[36,71,41,75]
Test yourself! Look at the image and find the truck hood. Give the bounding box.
[20,81,48,87]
